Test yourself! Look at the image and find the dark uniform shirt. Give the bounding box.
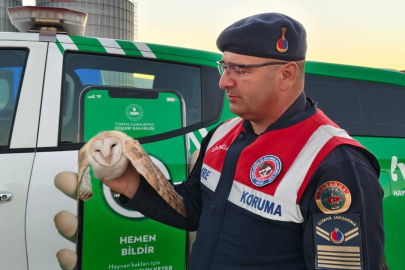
[121,93,384,270]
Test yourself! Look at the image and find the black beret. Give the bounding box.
[216,13,307,61]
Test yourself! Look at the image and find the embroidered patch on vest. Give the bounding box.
[250,155,282,187]
[313,214,363,270]
[315,181,352,214]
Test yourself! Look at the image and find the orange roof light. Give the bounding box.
[7,6,88,36]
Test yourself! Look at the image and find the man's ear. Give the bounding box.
[279,62,299,91]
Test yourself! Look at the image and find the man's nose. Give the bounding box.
[219,72,236,90]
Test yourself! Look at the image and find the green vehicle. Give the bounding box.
[1,5,404,270]
[304,63,405,270]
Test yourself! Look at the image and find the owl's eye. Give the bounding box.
[112,144,116,147]
[96,150,100,152]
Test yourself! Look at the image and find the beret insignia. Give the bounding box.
[315,181,352,214]
[276,27,289,53]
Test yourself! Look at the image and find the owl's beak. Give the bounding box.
[101,139,117,165]
[101,147,112,164]
[102,152,114,165]
[101,146,113,165]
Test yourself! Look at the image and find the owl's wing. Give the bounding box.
[77,143,93,200]
[123,137,187,217]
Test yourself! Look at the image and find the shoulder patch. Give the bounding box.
[313,214,363,270]
[250,155,282,187]
[316,181,351,214]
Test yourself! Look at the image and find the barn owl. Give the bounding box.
[78,130,186,217]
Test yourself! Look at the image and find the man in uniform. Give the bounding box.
[57,13,385,270]
[109,13,384,270]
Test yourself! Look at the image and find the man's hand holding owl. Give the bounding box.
[100,164,141,199]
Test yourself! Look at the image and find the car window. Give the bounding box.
[0,50,27,147]
[60,52,203,143]
[305,74,405,137]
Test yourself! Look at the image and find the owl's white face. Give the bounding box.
[90,137,123,167]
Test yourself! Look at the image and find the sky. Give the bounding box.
[23,0,405,71]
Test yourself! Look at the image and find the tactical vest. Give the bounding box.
[190,109,365,270]
[202,110,363,223]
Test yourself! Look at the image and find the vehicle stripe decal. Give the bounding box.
[97,38,125,55]
[189,142,197,156]
[55,42,64,55]
[199,128,208,137]
[69,36,107,53]
[188,132,201,149]
[193,130,203,142]
[56,36,156,60]
[115,40,144,57]
[56,35,78,52]
[133,41,157,58]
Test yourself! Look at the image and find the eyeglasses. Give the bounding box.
[216,61,288,76]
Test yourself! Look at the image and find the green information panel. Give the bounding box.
[78,88,187,270]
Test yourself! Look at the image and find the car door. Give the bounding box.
[26,35,223,270]
[0,37,47,269]
[25,41,77,270]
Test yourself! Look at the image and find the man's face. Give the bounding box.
[219,51,283,122]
